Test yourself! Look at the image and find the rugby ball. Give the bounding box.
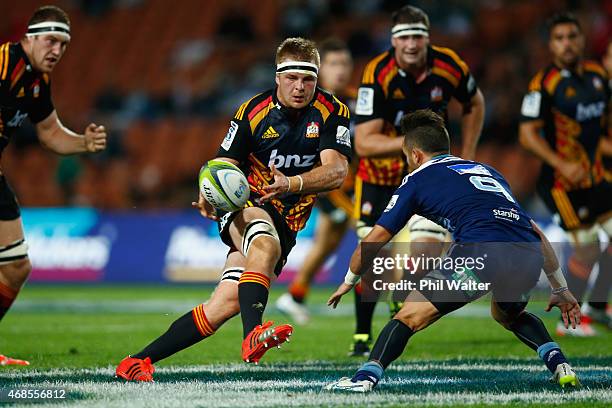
[199,160,250,212]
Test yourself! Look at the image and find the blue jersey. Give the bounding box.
[377,155,539,243]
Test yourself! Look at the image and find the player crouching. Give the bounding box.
[324,110,580,392]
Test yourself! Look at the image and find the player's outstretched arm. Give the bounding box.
[260,149,348,202]
[36,110,107,155]
[191,193,218,221]
[460,88,485,160]
[328,225,393,308]
[529,220,581,328]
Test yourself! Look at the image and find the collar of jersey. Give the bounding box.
[15,42,34,73]
[408,154,458,178]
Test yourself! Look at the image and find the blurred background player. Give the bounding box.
[519,12,611,337]
[602,40,612,183]
[276,38,355,325]
[350,5,485,355]
[0,5,107,366]
[116,38,352,381]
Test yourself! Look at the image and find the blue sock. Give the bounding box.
[351,361,384,385]
[537,342,568,373]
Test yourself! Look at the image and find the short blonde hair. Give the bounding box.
[275,37,320,67]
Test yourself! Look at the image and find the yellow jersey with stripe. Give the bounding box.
[520,61,610,192]
[217,87,352,232]
[0,42,54,156]
[355,45,477,186]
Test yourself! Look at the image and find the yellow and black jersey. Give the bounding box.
[217,87,352,232]
[0,42,54,156]
[354,45,477,186]
[520,61,610,192]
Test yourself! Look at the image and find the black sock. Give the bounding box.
[238,271,270,338]
[589,249,611,306]
[354,283,378,336]
[369,319,414,369]
[509,311,554,351]
[509,311,568,373]
[133,309,210,363]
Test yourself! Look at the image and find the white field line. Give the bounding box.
[1,361,610,407]
[11,299,493,317]
[1,361,610,380]
[7,379,612,408]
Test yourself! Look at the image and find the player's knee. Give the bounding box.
[572,244,600,265]
[0,238,31,288]
[407,215,448,247]
[491,306,513,330]
[241,219,280,261]
[491,302,522,330]
[394,307,430,331]
[0,258,32,288]
[248,235,281,264]
[568,225,601,263]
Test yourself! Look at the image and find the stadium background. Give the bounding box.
[1,0,610,284]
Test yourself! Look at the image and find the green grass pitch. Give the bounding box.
[0,284,610,407]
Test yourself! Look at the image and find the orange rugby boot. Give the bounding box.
[115,356,155,382]
[241,321,293,364]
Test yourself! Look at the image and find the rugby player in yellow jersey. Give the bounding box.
[350,5,484,355]
[0,5,107,366]
[116,38,352,381]
[276,38,356,325]
[519,13,611,336]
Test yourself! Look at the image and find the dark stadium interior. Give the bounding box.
[0,0,609,211]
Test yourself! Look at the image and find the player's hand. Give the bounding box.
[545,289,581,329]
[259,165,289,203]
[557,161,588,186]
[192,193,218,221]
[327,283,353,309]
[84,123,107,153]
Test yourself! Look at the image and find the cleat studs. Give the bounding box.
[286,338,290,342]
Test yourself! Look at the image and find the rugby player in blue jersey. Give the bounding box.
[325,110,581,392]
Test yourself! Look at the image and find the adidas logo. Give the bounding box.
[262,126,280,139]
[392,88,405,99]
[16,87,25,98]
